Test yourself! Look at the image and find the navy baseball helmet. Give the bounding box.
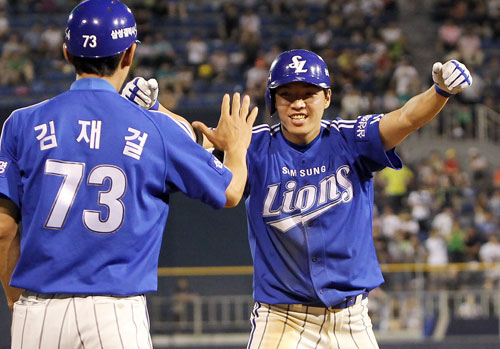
[265,49,331,115]
[64,0,138,58]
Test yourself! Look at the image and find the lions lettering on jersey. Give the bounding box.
[263,165,353,233]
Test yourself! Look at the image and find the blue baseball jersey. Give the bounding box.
[245,115,402,308]
[0,78,232,295]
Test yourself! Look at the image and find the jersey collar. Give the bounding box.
[70,77,117,92]
[280,126,323,153]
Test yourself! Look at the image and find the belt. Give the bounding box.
[282,292,369,313]
[327,292,369,311]
[22,291,141,299]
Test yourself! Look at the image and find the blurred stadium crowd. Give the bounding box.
[0,0,499,113]
[1,0,500,291]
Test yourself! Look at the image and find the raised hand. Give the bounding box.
[432,60,472,98]
[192,93,258,153]
[121,77,159,110]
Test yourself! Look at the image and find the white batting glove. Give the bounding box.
[121,77,159,110]
[432,60,472,98]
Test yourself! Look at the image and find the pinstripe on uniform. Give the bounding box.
[247,297,378,349]
[11,292,152,349]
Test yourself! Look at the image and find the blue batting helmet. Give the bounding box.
[64,0,138,58]
[265,49,331,115]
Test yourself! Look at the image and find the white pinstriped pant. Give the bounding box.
[247,297,378,349]
[11,292,152,349]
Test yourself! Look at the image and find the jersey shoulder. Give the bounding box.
[8,99,51,121]
[249,123,280,152]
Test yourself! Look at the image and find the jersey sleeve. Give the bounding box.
[341,114,402,174]
[161,117,232,209]
[0,113,22,208]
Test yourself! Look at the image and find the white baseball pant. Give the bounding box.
[247,296,378,349]
[11,291,152,349]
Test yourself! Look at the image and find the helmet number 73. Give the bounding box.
[44,159,126,234]
[82,34,97,48]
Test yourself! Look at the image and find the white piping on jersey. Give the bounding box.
[0,99,50,151]
[150,110,196,141]
[251,117,382,138]
[252,124,271,134]
[370,114,383,124]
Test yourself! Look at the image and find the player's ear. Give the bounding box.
[62,43,73,64]
[324,88,332,109]
[121,43,136,68]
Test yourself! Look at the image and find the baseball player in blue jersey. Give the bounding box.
[124,50,472,347]
[188,49,471,348]
[0,1,257,348]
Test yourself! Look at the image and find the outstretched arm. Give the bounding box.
[121,77,212,148]
[0,198,22,311]
[121,78,258,207]
[379,60,472,150]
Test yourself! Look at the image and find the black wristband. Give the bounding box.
[193,127,204,146]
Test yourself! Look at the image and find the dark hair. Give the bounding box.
[69,52,124,76]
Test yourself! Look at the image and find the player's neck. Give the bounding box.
[76,73,125,92]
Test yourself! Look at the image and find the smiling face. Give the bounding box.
[275,81,331,145]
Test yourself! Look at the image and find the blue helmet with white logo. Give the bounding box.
[64,0,138,58]
[265,49,331,115]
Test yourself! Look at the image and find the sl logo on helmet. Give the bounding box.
[288,56,308,74]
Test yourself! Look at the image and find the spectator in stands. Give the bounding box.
[291,18,312,49]
[0,51,34,86]
[479,234,500,290]
[218,2,240,41]
[245,58,268,111]
[437,18,461,52]
[151,32,176,66]
[239,6,261,36]
[186,33,208,71]
[171,277,199,333]
[379,88,401,112]
[311,19,333,52]
[40,23,62,57]
[391,56,421,104]
[426,228,449,266]
[22,21,43,56]
[447,220,467,263]
[165,0,187,20]
[209,49,230,82]
[377,163,414,213]
[464,226,484,262]
[0,8,8,40]
[456,294,483,319]
[239,26,261,70]
[476,210,499,239]
[2,33,24,57]
[489,189,500,219]
[432,206,454,239]
[340,84,370,119]
[408,184,434,239]
[380,205,402,239]
[425,228,449,289]
[467,147,490,192]
[443,148,460,175]
[457,25,483,66]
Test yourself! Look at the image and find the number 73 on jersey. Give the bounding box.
[44,159,127,234]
